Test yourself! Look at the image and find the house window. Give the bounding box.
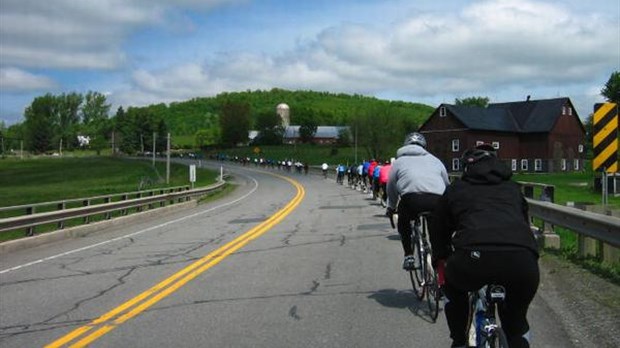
[476,140,484,146]
[452,158,460,171]
[521,159,528,171]
[562,106,566,115]
[534,159,542,171]
[568,107,572,116]
[578,144,584,153]
[511,159,517,171]
[574,159,580,171]
[561,159,567,171]
[439,107,447,117]
[492,141,500,150]
[452,139,460,152]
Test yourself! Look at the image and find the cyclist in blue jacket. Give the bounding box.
[430,144,539,348]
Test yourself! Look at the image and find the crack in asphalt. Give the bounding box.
[0,268,135,340]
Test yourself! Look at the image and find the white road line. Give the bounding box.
[0,175,259,275]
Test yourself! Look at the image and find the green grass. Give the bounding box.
[0,156,218,207]
[512,171,620,208]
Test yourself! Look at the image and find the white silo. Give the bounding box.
[276,103,290,127]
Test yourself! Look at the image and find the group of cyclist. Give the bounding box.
[332,133,538,347]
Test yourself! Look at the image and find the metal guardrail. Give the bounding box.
[0,185,192,216]
[526,199,620,248]
[0,181,226,235]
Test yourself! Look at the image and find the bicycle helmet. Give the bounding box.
[403,132,427,148]
[461,143,497,167]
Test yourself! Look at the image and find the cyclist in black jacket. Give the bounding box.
[430,144,539,348]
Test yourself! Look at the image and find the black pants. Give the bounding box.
[396,192,440,255]
[443,248,539,348]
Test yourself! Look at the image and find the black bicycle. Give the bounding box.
[466,284,509,348]
[390,212,441,322]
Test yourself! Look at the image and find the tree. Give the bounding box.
[455,96,490,107]
[79,91,111,154]
[24,93,59,153]
[601,71,620,104]
[296,108,318,143]
[58,92,83,150]
[81,91,110,126]
[253,110,283,145]
[219,101,250,146]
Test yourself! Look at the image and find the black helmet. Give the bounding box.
[403,132,427,148]
[461,144,496,167]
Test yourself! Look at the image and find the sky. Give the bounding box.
[1,0,619,126]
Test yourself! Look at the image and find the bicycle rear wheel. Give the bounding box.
[410,233,425,300]
[482,327,509,348]
[425,256,440,322]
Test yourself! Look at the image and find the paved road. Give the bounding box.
[0,162,609,347]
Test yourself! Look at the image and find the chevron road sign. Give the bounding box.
[593,102,618,173]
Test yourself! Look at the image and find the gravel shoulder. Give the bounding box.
[537,253,620,347]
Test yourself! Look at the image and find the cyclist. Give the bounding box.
[372,160,382,200]
[367,159,378,195]
[429,144,539,348]
[321,162,329,178]
[378,159,392,205]
[385,132,449,270]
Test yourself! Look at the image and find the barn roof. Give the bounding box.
[283,126,348,138]
[444,97,575,133]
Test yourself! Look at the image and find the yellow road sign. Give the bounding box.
[593,103,618,173]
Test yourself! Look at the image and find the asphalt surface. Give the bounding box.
[0,162,617,347]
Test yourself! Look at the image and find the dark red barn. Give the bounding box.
[419,97,586,172]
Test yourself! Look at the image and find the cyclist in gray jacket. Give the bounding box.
[386,132,450,270]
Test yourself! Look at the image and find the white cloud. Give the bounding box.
[0,0,240,69]
[0,67,56,91]
[1,0,617,124]
[112,0,617,115]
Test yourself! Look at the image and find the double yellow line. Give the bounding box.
[46,175,305,348]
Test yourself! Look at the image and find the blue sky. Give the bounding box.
[1,0,619,126]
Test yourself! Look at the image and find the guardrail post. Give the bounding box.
[57,202,66,229]
[26,206,35,236]
[148,191,155,210]
[540,186,554,203]
[160,190,165,207]
[121,194,128,215]
[137,192,143,212]
[104,197,111,219]
[83,200,91,224]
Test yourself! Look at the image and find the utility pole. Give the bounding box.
[152,132,156,166]
[111,131,115,155]
[354,122,358,164]
[166,133,171,184]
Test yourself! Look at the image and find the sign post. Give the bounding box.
[189,164,196,189]
[593,102,618,208]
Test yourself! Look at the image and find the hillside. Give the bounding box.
[137,88,435,136]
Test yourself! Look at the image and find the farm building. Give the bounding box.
[419,97,586,173]
[283,126,349,145]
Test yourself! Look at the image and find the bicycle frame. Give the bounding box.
[467,284,507,347]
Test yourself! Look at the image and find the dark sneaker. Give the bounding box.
[403,255,415,271]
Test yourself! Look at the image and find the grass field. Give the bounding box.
[0,156,218,207]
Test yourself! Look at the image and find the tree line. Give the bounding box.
[2,72,617,159]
